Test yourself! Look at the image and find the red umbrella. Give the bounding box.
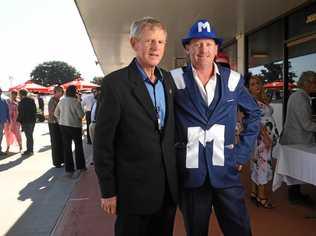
[9,80,51,94]
[61,78,99,91]
[264,81,296,90]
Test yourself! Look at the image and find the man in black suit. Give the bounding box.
[17,89,37,155]
[94,17,178,236]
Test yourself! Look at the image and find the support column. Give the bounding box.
[236,33,245,74]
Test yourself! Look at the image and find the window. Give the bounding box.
[248,20,284,101]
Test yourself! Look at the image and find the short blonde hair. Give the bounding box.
[130,17,167,39]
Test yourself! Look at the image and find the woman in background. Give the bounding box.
[248,76,279,208]
[4,90,22,153]
[54,85,86,177]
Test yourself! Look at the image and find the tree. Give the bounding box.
[30,61,81,86]
[260,61,296,83]
[91,76,104,85]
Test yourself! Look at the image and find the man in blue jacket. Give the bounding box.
[0,87,9,156]
[171,19,260,236]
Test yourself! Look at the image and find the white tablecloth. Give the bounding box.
[272,144,316,191]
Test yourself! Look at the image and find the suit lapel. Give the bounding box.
[128,60,157,123]
[183,67,208,121]
[210,67,228,118]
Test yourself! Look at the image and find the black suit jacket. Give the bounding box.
[94,59,178,215]
[17,97,37,124]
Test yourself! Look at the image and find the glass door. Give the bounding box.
[287,34,316,114]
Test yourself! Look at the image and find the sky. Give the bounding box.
[0,0,104,91]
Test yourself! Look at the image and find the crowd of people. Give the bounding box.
[0,85,101,172]
[0,88,36,156]
[1,16,316,236]
[49,85,101,177]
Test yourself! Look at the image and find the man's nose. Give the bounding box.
[199,44,208,52]
[150,41,159,49]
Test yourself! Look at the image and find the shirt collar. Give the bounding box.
[135,58,163,83]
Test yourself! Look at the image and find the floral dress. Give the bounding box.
[251,100,279,185]
[4,100,22,146]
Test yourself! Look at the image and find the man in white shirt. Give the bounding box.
[81,90,96,144]
[280,71,316,205]
[89,87,101,144]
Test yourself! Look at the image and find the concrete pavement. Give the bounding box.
[0,122,87,236]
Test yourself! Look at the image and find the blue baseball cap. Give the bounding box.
[182,19,223,47]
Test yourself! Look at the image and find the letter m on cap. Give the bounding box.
[198,22,211,33]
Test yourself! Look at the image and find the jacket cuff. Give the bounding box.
[100,182,116,199]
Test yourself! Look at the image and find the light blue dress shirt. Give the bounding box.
[135,60,166,129]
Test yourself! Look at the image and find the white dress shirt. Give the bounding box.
[192,63,220,106]
[90,101,97,122]
[81,93,96,112]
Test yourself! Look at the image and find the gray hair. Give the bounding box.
[297,71,316,88]
[129,17,167,39]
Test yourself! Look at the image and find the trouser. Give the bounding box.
[115,185,176,236]
[85,111,91,144]
[60,125,86,172]
[22,123,35,152]
[48,123,64,166]
[180,181,252,236]
[0,123,4,152]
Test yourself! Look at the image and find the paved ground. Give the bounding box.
[1,122,316,235]
[52,163,316,236]
[0,122,90,236]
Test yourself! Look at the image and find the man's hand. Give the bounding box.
[235,164,243,172]
[101,196,117,215]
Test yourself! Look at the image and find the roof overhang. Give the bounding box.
[74,0,307,74]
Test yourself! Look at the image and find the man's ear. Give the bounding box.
[184,44,190,55]
[130,37,137,50]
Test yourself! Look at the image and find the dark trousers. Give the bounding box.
[0,123,4,152]
[115,186,176,236]
[60,125,86,172]
[180,181,252,236]
[85,111,91,144]
[22,123,35,152]
[48,123,64,166]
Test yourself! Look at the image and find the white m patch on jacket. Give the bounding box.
[186,124,225,168]
[228,70,240,92]
[170,68,186,89]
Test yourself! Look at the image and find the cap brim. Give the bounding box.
[182,36,223,47]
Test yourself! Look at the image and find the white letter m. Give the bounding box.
[186,125,225,168]
[198,22,211,33]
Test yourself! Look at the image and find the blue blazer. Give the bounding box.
[171,65,260,189]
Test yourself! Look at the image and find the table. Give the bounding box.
[272,144,316,192]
